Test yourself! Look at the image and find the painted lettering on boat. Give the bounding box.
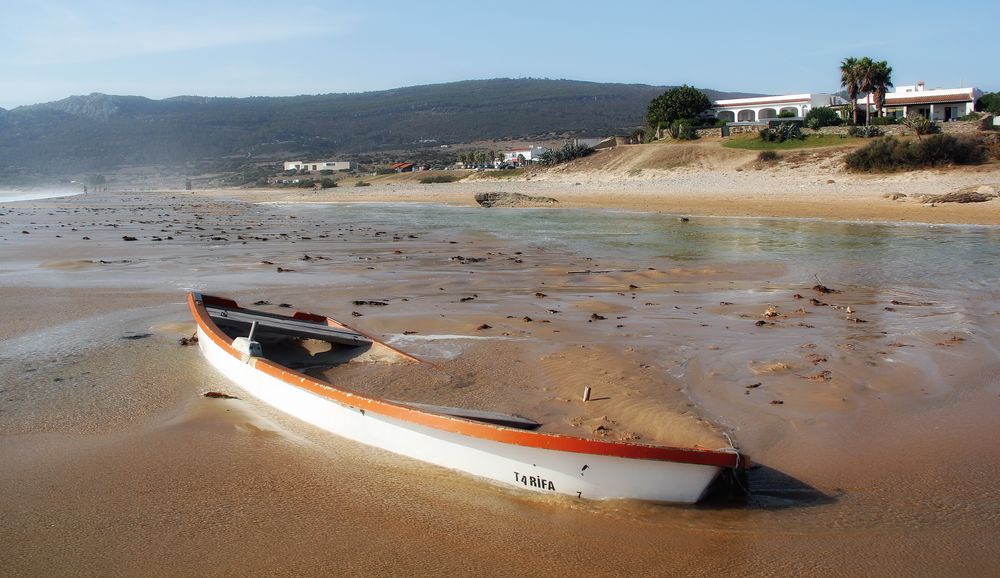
[514,472,556,491]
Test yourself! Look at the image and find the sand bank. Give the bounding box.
[214,142,1000,225]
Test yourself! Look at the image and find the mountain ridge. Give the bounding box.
[0,78,762,177]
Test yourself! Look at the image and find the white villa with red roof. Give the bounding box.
[857,82,981,122]
[711,93,848,123]
[710,82,981,124]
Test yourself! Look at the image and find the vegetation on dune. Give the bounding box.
[845,134,986,172]
[418,174,459,184]
[536,143,595,166]
[474,168,524,179]
[724,134,859,150]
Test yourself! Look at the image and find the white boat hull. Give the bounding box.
[196,324,725,503]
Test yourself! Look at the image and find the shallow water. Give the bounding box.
[0,189,81,203]
[2,193,999,575]
[278,202,1000,290]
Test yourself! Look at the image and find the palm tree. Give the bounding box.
[855,57,876,126]
[869,60,894,119]
[840,57,861,125]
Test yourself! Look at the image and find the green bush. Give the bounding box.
[320,178,337,188]
[646,85,712,129]
[354,180,371,187]
[760,123,803,143]
[418,174,458,184]
[537,143,595,166]
[757,150,780,162]
[870,116,898,125]
[976,92,1000,115]
[959,112,982,122]
[845,135,986,171]
[777,110,797,118]
[667,118,698,140]
[804,107,841,129]
[848,125,884,138]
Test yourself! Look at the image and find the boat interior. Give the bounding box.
[205,302,541,431]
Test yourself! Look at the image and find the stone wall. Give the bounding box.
[803,119,985,137]
[673,118,992,142]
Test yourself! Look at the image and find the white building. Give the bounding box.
[711,93,848,123]
[500,146,548,164]
[857,82,981,121]
[283,160,352,172]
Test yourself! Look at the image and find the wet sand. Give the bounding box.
[2,190,999,575]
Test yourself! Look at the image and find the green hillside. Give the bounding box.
[0,78,757,179]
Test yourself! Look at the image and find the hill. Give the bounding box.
[0,79,757,180]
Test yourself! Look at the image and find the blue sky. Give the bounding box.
[0,0,995,109]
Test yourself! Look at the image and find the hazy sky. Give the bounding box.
[1,0,996,109]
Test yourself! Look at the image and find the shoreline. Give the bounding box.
[258,196,1000,230]
[205,162,1000,225]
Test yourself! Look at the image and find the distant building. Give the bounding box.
[857,82,981,121]
[389,162,415,172]
[711,94,848,123]
[499,146,548,165]
[283,160,352,172]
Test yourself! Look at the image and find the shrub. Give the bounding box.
[760,123,803,143]
[988,138,1000,161]
[537,143,595,166]
[848,125,884,138]
[902,115,939,137]
[354,180,371,187]
[804,107,841,129]
[845,135,986,171]
[777,110,796,118]
[912,134,986,166]
[667,118,698,140]
[418,175,458,184]
[757,151,780,162]
[959,112,982,122]
[871,116,897,125]
[976,92,1000,115]
[320,178,337,188]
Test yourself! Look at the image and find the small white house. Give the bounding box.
[500,146,548,164]
[283,160,352,172]
[711,93,848,123]
[857,82,981,121]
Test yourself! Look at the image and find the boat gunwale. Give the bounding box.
[188,293,748,470]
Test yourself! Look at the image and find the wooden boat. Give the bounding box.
[188,293,749,503]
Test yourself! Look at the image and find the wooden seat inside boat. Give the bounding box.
[206,305,371,347]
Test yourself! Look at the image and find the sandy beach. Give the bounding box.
[221,140,1000,225]
[2,174,999,575]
